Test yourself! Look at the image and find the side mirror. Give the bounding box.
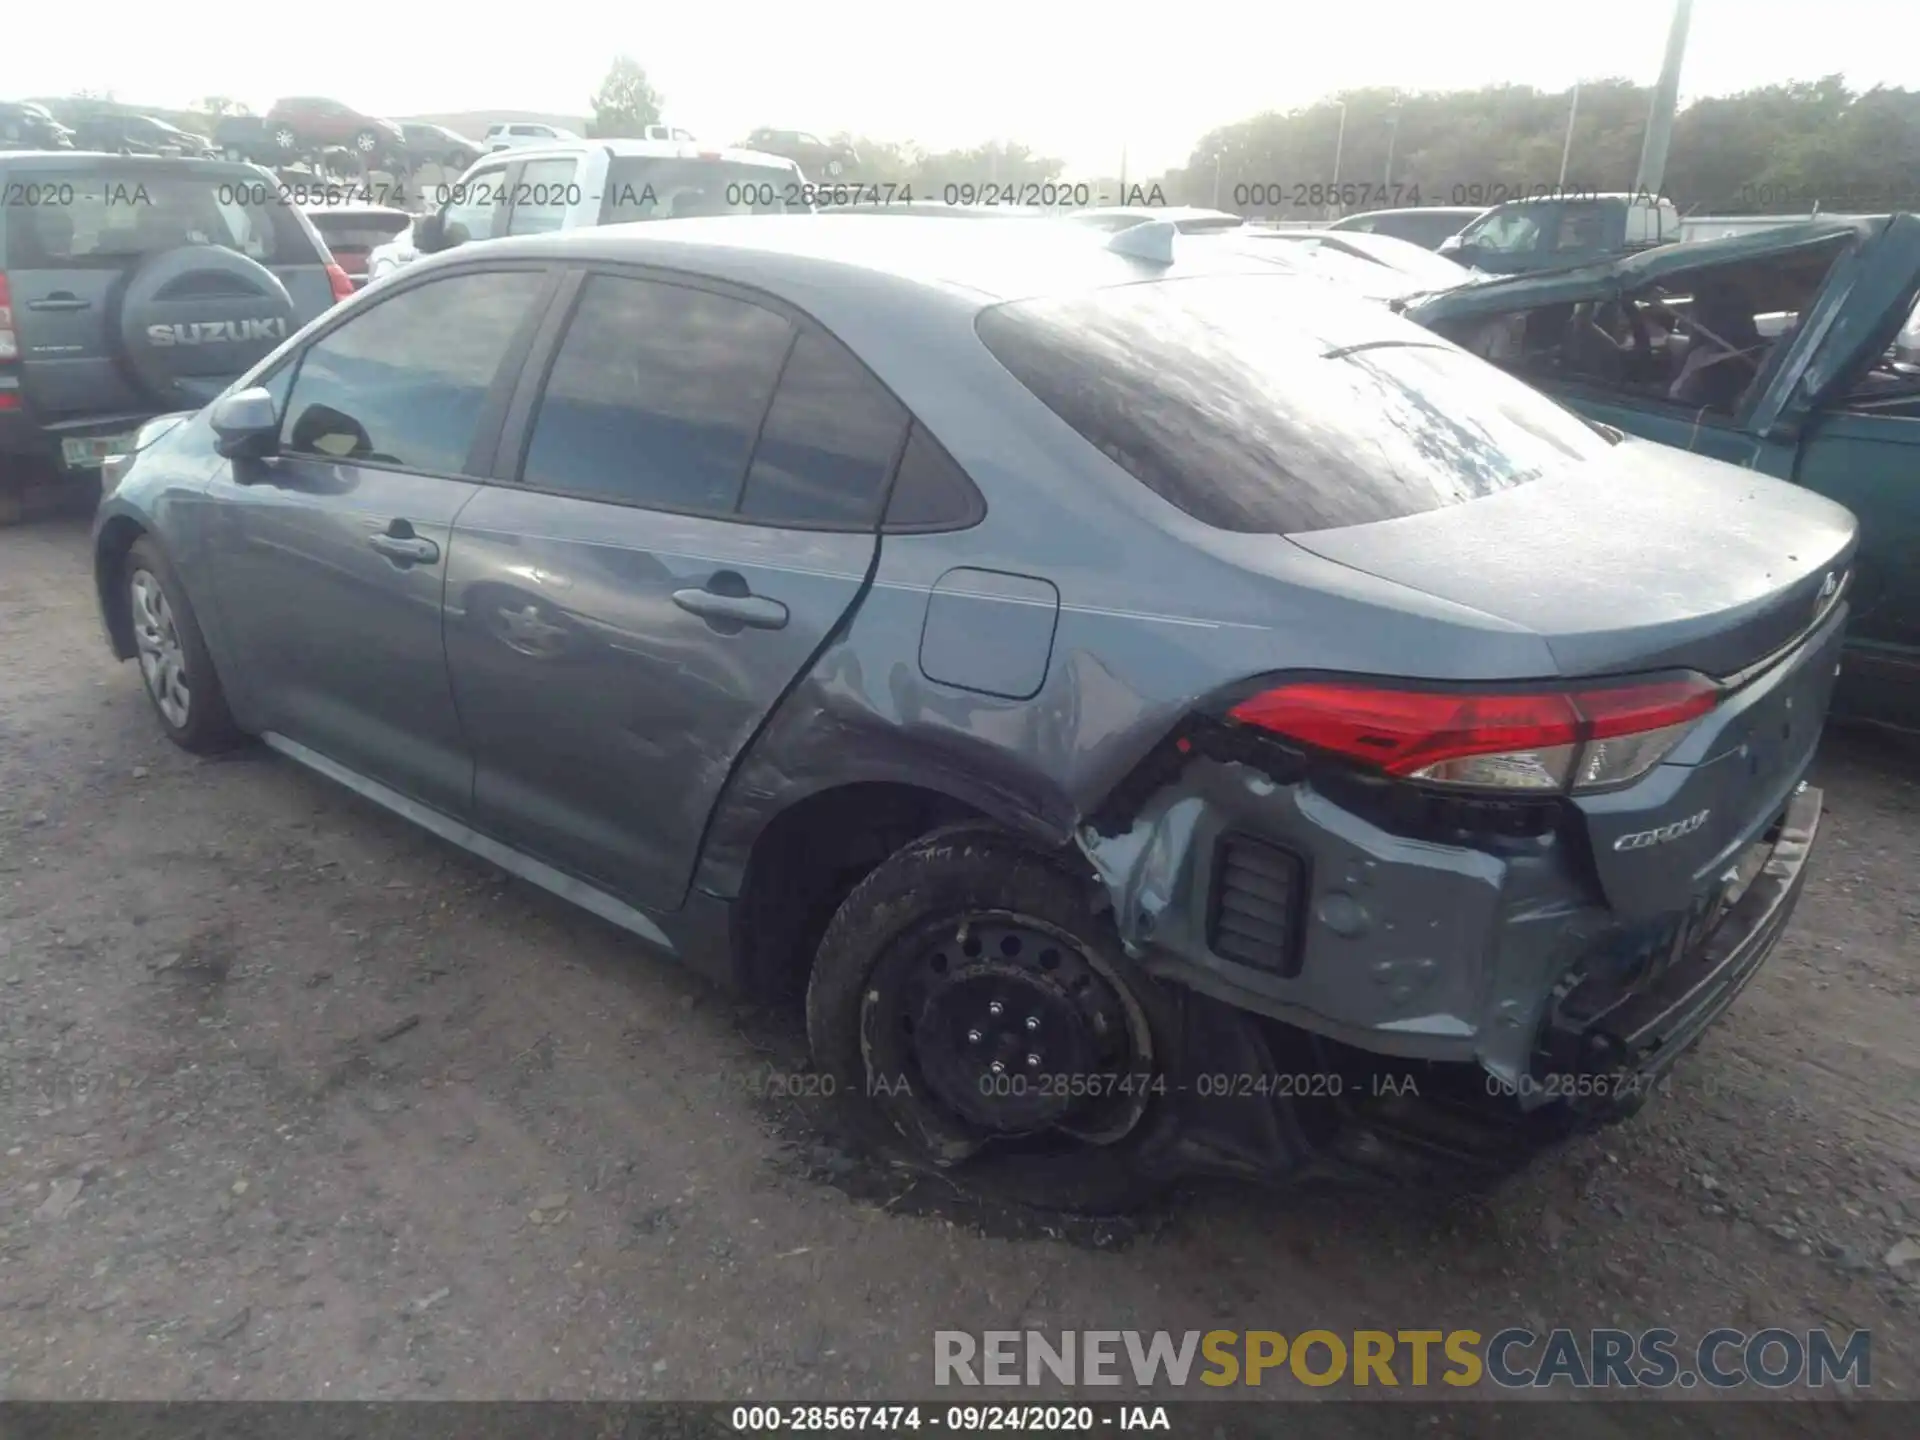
[1437,234,1465,257]
[210,387,280,462]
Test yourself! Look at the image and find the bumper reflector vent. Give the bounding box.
[1208,835,1307,977]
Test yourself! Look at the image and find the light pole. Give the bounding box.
[1383,105,1401,188]
[1212,152,1223,208]
[1634,0,1694,197]
[1328,100,1347,218]
[1558,83,1580,188]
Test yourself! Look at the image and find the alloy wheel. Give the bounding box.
[129,570,191,728]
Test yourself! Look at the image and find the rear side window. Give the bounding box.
[521,274,793,509]
[2,169,318,268]
[600,158,798,222]
[280,269,548,474]
[738,330,909,527]
[975,274,1609,535]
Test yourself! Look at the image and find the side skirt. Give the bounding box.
[260,731,680,957]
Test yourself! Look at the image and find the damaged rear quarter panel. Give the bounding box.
[1076,755,1595,1082]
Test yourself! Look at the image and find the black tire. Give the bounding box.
[806,824,1186,1214]
[122,537,244,755]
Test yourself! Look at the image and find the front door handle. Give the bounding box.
[27,294,92,313]
[368,532,440,565]
[671,587,788,630]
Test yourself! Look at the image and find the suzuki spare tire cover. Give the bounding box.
[117,246,299,410]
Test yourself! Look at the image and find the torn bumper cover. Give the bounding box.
[1077,756,1821,1096]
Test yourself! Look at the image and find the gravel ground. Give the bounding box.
[1,514,1916,1426]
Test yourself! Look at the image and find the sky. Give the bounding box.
[9,0,1917,177]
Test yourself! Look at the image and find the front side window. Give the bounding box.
[443,165,507,243]
[520,275,793,510]
[280,269,547,474]
[506,158,577,236]
[1464,209,1544,255]
[977,273,1610,535]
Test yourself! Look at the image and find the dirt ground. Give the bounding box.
[2,514,1916,1427]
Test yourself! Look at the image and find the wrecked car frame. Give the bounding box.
[1404,215,1920,735]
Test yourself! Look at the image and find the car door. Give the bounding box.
[441,158,512,246]
[443,268,908,912]
[199,264,559,816]
[502,156,577,236]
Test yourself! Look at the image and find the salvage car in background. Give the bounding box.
[266,98,405,165]
[1,101,76,151]
[1406,216,1920,733]
[0,152,349,489]
[93,217,1849,1209]
[1232,228,1480,290]
[365,138,805,284]
[303,200,415,290]
[1326,205,1485,249]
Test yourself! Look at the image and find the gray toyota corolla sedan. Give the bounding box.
[92,215,1854,1211]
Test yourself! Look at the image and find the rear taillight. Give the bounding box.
[325,262,355,304]
[0,272,16,362]
[1227,676,1720,794]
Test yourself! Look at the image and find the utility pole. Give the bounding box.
[1558,83,1580,188]
[1633,0,1694,198]
[1384,105,1400,187]
[1212,153,1223,208]
[1328,101,1347,219]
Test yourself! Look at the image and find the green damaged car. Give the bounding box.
[1403,216,1920,734]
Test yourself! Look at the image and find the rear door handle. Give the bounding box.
[368,533,440,565]
[26,294,92,313]
[671,588,788,630]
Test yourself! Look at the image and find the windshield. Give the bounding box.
[601,157,801,220]
[976,273,1609,535]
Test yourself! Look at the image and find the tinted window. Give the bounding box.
[883,424,986,531]
[521,275,793,509]
[738,331,908,527]
[976,274,1610,535]
[601,158,799,222]
[507,158,576,235]
[281,269,547,474]
[3,169,317,268]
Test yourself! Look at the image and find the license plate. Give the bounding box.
[61,433,136,470]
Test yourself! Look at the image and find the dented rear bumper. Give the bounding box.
[1077,753,1822,1092]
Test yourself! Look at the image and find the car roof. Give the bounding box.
[426,212,1285,308]
[471,138,794,168]
[1333,206,1483,221]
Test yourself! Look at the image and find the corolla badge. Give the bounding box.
[1613,810,1711,852]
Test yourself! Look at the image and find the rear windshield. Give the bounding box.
[1,168,319,269]
[600,157,800,222]
[974,273,1611,535]
[307,212,411,248]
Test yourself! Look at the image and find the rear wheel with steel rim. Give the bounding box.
[121,537,243,754]
[807,825,1184,1213]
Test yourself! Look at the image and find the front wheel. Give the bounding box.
[806,825,1183,1213]
[271,126,298,151]
[123,538,243,754]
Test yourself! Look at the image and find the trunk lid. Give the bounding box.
[1287,436,1858,683]
[1288,440,1857,915]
